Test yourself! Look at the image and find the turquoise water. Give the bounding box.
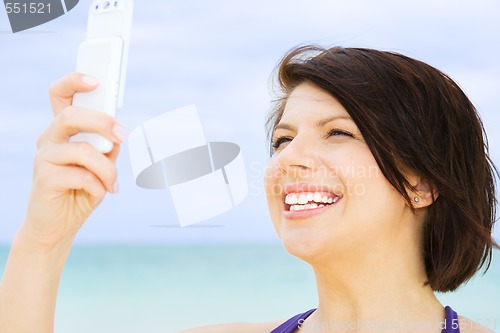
[0,245,499,333]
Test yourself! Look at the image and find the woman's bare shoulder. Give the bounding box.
[176,320,283,333]
[457,315,496,333]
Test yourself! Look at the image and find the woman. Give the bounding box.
[0,46,497,333]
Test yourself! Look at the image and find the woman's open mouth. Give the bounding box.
[285,191,340,211]
[281,185,343,219]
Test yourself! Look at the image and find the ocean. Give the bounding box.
[0,245,498,333]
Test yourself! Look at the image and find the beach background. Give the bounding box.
[0,245,499,332]
[1,0,499,332]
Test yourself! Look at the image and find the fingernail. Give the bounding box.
[112,123,128,142]
[81,75,98,86]
[113,181,120,194]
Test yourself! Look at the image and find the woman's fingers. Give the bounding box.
[38,106,127,147]
[106,142,121,165]
[43,74,126,197]
[48,73,99,115]
[36,163,108,201]
[38,141,118,193]
[53,165,107,200]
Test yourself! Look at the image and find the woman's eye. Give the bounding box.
[271,130,353,153]
[272,136,293,150]
[327,129,354,138]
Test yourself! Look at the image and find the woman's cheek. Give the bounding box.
[264,163,283,223]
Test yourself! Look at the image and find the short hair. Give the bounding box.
[266,45,499,292]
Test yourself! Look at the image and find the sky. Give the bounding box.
[0,0,499,245]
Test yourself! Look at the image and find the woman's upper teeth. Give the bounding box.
[285,192,338,205]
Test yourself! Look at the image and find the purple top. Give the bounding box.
[271,306,459,333]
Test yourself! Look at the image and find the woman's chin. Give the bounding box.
[279,229,331,264]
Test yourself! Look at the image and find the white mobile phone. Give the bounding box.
[70,0,133,153]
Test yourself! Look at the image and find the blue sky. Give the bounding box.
[0,0,499,244]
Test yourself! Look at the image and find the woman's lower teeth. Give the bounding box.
[290,203,326,211]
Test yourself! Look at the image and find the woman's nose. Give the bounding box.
[276,134,318,176]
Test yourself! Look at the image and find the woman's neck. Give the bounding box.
[305,238,444,332]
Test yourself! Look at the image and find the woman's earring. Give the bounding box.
[414,197,420,203]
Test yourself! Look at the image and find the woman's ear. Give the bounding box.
[406,175,439,208]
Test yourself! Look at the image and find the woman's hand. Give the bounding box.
[0,73,128,333]
[20,72,127,251]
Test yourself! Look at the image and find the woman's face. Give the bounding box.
[264,83,412,264]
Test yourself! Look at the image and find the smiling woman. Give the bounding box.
[263,46,498,332]
[0,46,498,333]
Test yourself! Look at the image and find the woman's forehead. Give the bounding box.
[280,84,350,124]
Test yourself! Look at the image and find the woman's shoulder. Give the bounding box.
[176,320,284,333]
[457,315,496,333]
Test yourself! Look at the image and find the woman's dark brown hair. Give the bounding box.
[266,45,498,292]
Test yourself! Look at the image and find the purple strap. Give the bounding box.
[442,306,460,333]
[270,308,315,333]
[271,306,460,333]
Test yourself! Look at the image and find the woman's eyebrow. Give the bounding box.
[315,115,353,127]
[274,123,295,131]
[275,115,353,131]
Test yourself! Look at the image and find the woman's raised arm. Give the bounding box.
[0,73,127,333]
